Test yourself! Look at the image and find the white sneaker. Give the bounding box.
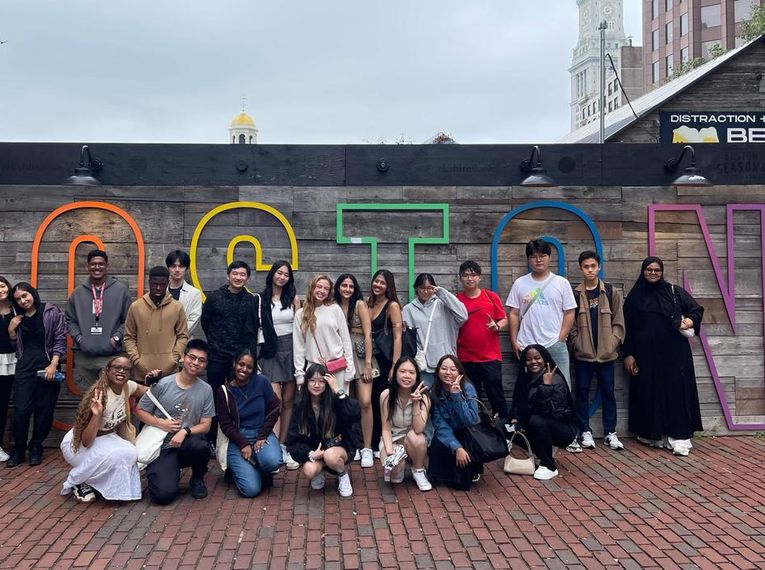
[637,436,664,448]
[281,444,299,470]
[668,437,692,456]
[337,473,353,497]
[566,439,582,453]
[533,466,559,481]
[0,447,9,462]
[373,450,380,459]
[360,448,374,468]
[354,449,361,461]
[580,432,596,449]
[605,432,625,451]
[310,472,326,490]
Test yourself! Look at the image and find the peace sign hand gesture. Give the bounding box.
[90,388,104,417]
[542,364,557,385]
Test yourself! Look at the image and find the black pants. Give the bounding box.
[0,374,14,447]
[204,358,230,444]
[526,415,576,471]
[463,361,508,418]
[11,372,61,457]
[146,435,210,505]
[370,358,391,450]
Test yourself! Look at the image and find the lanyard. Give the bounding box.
[91,283,105,321]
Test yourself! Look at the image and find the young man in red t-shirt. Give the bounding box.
[455,260,509,418]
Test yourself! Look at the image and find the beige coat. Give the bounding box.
[124,293,188,380]
[569,281,625,363]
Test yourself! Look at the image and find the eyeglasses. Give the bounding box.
[308,376,326,384]
[644,268,663,274]
[185,354,208,363]
[109,365,132,373]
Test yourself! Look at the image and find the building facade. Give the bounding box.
[570,0,644,131]
[643,0,764,91]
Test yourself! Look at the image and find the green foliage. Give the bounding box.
[741,3,765,41]
[668,57,706,81]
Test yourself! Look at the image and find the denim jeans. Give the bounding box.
[227,430,281,498]
[574,359,617,434]
[545,341,572,389]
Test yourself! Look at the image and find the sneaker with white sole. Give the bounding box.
[310,472,326,490]
[637,436,663,448]
[566,439,583,453]
[373,450,380,459]
[73,483,97,503]
[412,468,432,491]
[0,447,9,462]
[354,449,361,461]
[360,448,374,468]
[605,432,625,451]
[533,466,559,481]
[581,431,596,449]
[281,444,299,470]
[337,473,353,497]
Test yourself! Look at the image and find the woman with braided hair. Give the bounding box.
[60,355,150,503]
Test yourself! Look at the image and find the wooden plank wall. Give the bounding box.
[1,182,762,444]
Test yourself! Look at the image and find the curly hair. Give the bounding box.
[300,275,333,333]
[70,355,127,452]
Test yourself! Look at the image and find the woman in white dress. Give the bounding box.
[60,355,149,503]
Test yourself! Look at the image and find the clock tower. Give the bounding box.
[569,0,630,131]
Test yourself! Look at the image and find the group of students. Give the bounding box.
[0,237,705,502]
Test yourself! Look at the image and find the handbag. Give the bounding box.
[135,388,174,470]
[414,300,437,371]
[503,431,536,476]
[217,385,231,471]
[458,400,509,464]
[313,335,347,373]
[671,284,696,338]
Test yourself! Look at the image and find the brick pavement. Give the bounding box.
[1,436,764,569]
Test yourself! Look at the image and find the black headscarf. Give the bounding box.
[624,256,680,327]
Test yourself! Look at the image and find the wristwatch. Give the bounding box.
[184,427,192,437]
[336,389,347,399]
[112,335,121,343]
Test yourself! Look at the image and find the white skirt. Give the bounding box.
[60,429,142,501]
[0,352,16,376]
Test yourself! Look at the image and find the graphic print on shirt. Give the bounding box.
[522,286,550,310]
[102,397,126,431]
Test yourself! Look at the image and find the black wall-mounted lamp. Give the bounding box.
[65,145,103,186]
[664,144,712,187]
[519,145,557,187]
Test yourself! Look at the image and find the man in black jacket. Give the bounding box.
[200,260,259,445]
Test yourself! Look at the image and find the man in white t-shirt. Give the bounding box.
[506,239,580,452]
[506,239,577,385]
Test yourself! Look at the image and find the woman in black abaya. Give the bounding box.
[623,257,704,456]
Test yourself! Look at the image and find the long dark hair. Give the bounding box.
[296,363,336,439]
[387,356,422,417]
[367,269,400,307]
[334,273,363,328]
[0,276,13,308]
[11,282,42,312]
[263,260,296,310]
[431,354,469,402]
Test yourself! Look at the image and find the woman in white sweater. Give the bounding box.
[293,275,355,392]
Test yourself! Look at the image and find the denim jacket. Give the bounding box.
[431,382,480,452]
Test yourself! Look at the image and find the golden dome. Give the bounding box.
[230,112,255,127]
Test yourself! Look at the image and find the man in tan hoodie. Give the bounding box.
[124,266,189,382]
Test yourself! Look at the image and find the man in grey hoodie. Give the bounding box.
[66,249,132,393]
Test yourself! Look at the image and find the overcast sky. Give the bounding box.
[0,1,642,144]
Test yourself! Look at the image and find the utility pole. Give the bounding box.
[599,20,607,144]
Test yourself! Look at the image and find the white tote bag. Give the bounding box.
[135,389,174,470]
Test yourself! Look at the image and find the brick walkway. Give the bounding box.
[1,436,764,569]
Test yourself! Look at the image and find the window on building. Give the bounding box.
[652,0,660,19]
[680,12,688,35]
[666,54,674,76]
[665,21,673,43]
[735,0,752,23]
[701,4,721,29]
[238,134,245,144]
[614,100,619,110]
[665,0,672,11]
[608,83,613,95]
[652,61,660,83]
[702,40,721,59]
[608,101,613,112]
[681,46,689,63]
[652,29,660,50]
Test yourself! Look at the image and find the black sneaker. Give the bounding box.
[28,451,42,466]
[189,476,208,499]
[6,454,24,468]
[73,483,97,503]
